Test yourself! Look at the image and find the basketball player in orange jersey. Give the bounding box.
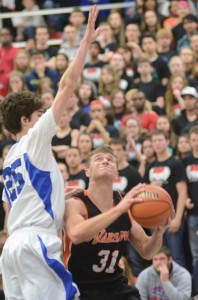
[64,145,173,300]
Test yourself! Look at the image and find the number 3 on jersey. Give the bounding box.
[93,250,119,273]
[3,158,25,203]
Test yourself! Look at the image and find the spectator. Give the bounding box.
[69,8,86,43]
[173,86,198,136]
[141,10,161,36]
[0,27,19,75]
[123,116,143,169]
[165,74,187,121]
[86,99,119,148]
[138,136,156,178]
[0,0,15,36]
[59,24,80,61]
[110,52,132,92]
[116,45,135,79]
[25,49,59,93]
[65,146,88,189]
[172,1,192,44]
[37,77,54,96]
[98,65,121,106]
[110,89,127,131]
[136,246,192,300]
[83,41,105,88]
[8,71,27,93]
[110,138,142,195]
[163,0,180,30]
[177,14,198,53]
[52,109,79,160]
[122,90,159,135]
[156,28,177,63]
[132,58,165,111]
[40,88,55,111]
[144,130,187,267]
[176,134,191,159]
[78,80,97,113]
[97,22,117,54]
[168,55,185,77]
[110,138,144,277]
[65,91,91,131]
[54,52,69,78]
[180,47,198,88]
[107,10,125,46]
[141,34,170,87]
[15,0,46,41]
[77,132,93,168]
[125,23,141,46]
[35,26,58,60]
[190,33,198,63]
[14,49,31,74]
[156,115,175,154]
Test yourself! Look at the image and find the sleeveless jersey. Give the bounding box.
[64,190,132,289]
[2,108,65,234]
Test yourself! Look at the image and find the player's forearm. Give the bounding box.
[68,206,122,244]
[52,39,90,122]
[141,231,163,260]
[59,39,89,91]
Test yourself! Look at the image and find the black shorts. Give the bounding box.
[79,277,141,300]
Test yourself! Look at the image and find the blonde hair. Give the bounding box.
[99,65,120,96]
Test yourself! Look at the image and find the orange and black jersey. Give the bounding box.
[64,190,132,290]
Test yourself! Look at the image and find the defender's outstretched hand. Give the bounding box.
[83,6,100,43]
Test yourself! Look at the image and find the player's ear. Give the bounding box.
[21,115,30,127]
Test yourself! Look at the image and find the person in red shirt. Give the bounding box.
[121,90,159,136]
[0,27,19,97]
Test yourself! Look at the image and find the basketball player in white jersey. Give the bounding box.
[0,6,100,300]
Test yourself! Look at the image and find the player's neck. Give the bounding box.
[87,181,114,211]
[16,129,28,141]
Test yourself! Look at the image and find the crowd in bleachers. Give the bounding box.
[0,0,198,299]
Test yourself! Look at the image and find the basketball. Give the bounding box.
[131,184,174,229]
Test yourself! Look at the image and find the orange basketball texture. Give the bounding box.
[131,185,174,228]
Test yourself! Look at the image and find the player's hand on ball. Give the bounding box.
[118,183,146,214]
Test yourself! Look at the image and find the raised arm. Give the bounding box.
[52,6,100,123]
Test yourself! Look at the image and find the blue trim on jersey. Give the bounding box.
[23,153,54,219]
[38,235,78,300]
[4,187,12,208]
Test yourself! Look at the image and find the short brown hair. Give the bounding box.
[155,246,171,258]
[151,129,170,140]
[109,138,126,150]
[0,91,44,134]
[86,145,115,167]
[189,125,198,136]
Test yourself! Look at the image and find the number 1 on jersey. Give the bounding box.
[93,250,119,273]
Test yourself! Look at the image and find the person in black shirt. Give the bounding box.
[144,129,187,267]
[110,138,145,278]
[65,146,89,190]
[173,86,198,136]
[64,145,170,300]
[182,126,198,294]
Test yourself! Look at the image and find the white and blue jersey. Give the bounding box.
[1,108,79,300]
[3,108,64,233]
